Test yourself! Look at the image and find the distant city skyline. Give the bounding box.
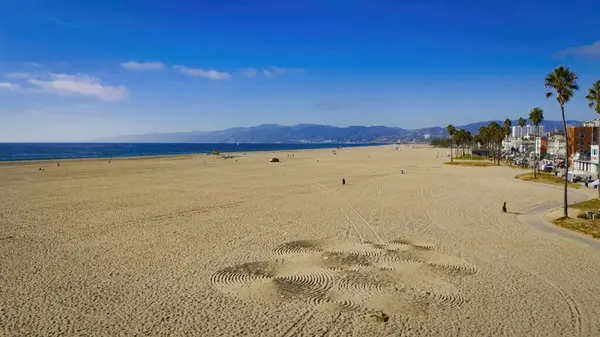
[1,0,600,141]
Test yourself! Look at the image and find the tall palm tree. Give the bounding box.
[502,119,512,161]
[503,119,512,138]
[457,129,468,157]
[478,126,489,160]
[447,124,456,162]
[458,129,471,157]
[545,66,579,218]
[488,122,503,165]
[464,130,473,158]
[529,107,544,178]
[585,80,600,198]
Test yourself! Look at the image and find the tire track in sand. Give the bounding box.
[515,263,585,336]
[296,181,387,334]
[314,183,382,243]
[314,183,365,242]
[474,190,593,336]
[284,183,377,335]
[282,309,315,337]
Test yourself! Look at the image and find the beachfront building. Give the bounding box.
[535,137,548,156]
[511,125,545,139]
[511,126,523,139]
[567,124,600,157]
[572,146,600,174]
[547,133,566,158]
[565,119,600,173]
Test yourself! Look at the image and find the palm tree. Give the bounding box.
[545,66,579,218]
[478,126,489,160]
[585,80,600,198]
[458,129,469,157]
[455,129,463,157]
[502,119,512,161]
[447,124,456,162]
[488,122,503,165]
[529,107,544,178]
[464,130,473,159]
[587,80,600,114]
[518,117,526,141]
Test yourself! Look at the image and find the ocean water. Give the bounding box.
[0,143,374,162]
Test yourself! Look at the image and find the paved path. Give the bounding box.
[518,186,600,251]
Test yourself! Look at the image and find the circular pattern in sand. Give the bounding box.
[212,239,477,314]
[271,240,325,256]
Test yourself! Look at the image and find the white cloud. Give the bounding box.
[174,65,232,80]
[255,67,306,78]
[263,69,274,78]
[242,67,258,78]
[555,41,600,59]
[120,61,165,71]
[28,73,129,101]
[24,62,43,68]
[268,66,305,75]
[4,72,33,79]
[0,82,20,90]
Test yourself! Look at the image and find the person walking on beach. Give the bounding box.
[502,202,507,213]
[342,178,346,185]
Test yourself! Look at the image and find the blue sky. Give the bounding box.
[1,0,600,141]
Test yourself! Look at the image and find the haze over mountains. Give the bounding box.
[99,120,582,144]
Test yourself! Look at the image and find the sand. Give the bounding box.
[1,145,600,336]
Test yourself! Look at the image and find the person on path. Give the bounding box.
[342,178,346,185]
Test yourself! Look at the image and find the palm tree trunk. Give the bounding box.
[497,141,501,165]
[561,105,569,218]
[450,145,453,163]
[533,154,537,179]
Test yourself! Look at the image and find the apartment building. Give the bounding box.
[567,125,600,156]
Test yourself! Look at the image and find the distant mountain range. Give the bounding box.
[98,120,583,144]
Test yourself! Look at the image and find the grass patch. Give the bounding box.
[569,199,600,212]
[552,216,600,239]
[444,161,497,167]
[515,172,581,189]
[455,155,488,160]
[568,198,600,211]
[550,199,600,239]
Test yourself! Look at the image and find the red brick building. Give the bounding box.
[567,126,600,156]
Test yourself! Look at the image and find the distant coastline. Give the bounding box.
[0,142,383,162]
[96,120,581,144]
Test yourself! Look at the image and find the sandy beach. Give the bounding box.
[1,145,600,336]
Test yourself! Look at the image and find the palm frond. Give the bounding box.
[586,81,600,114]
